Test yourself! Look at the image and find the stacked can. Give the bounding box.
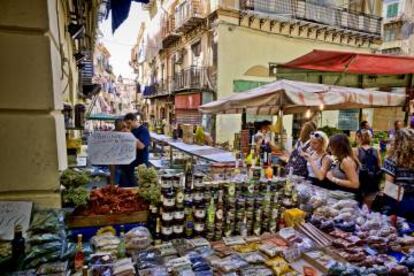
[245,195,255,235]
[214,188,225,240]
[262,185,272,232]
[193,174,205,237]
[235,195,246,235]
[223,182,236,238]
[269,190,281,233]
[253,195,264,236]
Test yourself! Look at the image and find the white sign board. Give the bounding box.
[88,131,137,165]
[0,201,32,240]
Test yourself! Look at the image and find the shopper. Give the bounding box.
[285,121,317,177]
[382,128,414,220]
[359,121,374,136]
[389,120,403,141]
[301,131,332,188]
[354,129,382,207]
[326,134,360,197]
[255,120,275,154]
[119,113,151,187]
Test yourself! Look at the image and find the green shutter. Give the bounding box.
[387,3,398,18]
[233,80,271,93]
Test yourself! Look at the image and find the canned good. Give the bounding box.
[194,207,206,219]
[163,196,176,208]
[173,224,184,234]
[161,224,173,236]
[174,209,185,220]
[194,222,205,234]
[161,175,173,189]
[162,211,174,222]
[172,175,182,189]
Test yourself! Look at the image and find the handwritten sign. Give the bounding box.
[88,131,137,165]
[0,201,32,240]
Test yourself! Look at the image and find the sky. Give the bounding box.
[99,3,145,79]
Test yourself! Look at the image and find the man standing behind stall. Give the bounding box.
[119,113,151,187]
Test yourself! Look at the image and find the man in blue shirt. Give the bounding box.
[119,113,151,187]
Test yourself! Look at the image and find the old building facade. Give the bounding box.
[132,0,383,143]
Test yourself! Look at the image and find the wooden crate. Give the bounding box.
[67,210,148,229]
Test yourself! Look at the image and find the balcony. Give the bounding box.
[240,0,382,36]
[173,67,212,92]
[382,39,403,51]
[161,15,181,48]
[142,80,172,99]
[175,0,205,33]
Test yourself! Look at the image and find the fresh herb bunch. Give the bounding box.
[60,169,90,188]
[136,165,160,206]
[62,186,89,207]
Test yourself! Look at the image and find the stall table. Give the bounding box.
[150,132,235,165]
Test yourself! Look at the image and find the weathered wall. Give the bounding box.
[0,0,67,207]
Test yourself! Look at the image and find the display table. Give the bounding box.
[150,132,235,163]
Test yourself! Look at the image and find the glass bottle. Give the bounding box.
[185,208,194,239]
[117,225,126,258]
[185,161,193,190]
[154,217,162,245]
[11,224,25,269]
[74,234,85,271]
[82,265,89,276]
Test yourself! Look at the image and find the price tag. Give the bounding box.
[384,181,404,201]
[77,155,87,167]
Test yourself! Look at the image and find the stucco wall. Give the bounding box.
[0,0,67,207]
[215,21,375,143]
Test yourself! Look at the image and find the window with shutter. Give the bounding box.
[386,3,399,18]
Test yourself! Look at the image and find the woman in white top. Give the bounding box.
[301,131,332,189]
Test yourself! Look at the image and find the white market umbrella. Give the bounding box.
[199,79,406,115]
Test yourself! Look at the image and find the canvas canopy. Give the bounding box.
[278,50,414,75]
[199,79,406,115]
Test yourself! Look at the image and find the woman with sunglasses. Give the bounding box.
[300,131,332,188]
[326,134,360,197]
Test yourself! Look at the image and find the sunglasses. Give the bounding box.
[310,132,323,140]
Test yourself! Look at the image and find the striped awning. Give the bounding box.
[199,79,406,115]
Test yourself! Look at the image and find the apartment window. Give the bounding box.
[192,41,201,57]
[384,24,401,42]
[386,3,399,18]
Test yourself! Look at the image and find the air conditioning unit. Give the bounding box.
[175,51,183,64]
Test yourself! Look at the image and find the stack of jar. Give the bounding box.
[193,174,206,237]
[159,171,300,242]
[160,174,184,241]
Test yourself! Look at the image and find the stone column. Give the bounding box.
[0,0,67,207]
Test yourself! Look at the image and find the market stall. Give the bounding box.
[199,79,406,115]
[2,81,411,275]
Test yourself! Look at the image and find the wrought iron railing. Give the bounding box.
[161,15,177,38]
[173,67,211,91]
[239,0,382,35]
[175,0,204,30]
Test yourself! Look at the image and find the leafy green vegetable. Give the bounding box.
[62,186,89,207]
[136,165,160,206]
[60,169,90,188]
